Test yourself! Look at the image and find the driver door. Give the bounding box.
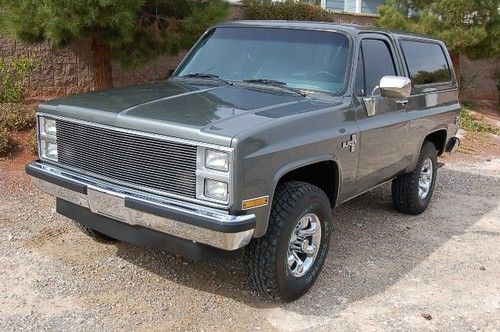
[353,35,409,193]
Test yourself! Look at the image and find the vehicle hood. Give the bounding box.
[39,80,336,146]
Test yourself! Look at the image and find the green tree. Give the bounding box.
[0,0,229,89]
[377,0,500,77]
[242,0,337,21]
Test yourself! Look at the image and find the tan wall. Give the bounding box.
[0,37,96,100]
[461,55,499,102]
[112,51,187,88]
[0,6,497,104]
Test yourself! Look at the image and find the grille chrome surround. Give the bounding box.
[55,119,198,199]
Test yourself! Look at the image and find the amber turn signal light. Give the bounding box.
[242,196,269,210]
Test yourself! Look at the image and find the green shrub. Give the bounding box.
[0,126,13,157]
[241,0,337,21]
[28,128,39,155]
[0,57,37,103]
[0,103,36,131]
[460,108,500,135]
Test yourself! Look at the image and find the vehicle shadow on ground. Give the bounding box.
[114,167,499,311]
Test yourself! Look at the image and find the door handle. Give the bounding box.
[396,99,408,106]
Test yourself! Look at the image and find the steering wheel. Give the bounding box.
[305,71,341,82]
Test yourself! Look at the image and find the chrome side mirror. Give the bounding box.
[379,75,412,99]
[363,76,411,117]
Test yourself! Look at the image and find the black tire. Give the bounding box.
[244,181,332,301]
[392,141,438,215]
[73,221,117,243]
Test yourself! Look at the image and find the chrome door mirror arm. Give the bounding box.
[362,76,412,117]
[363,86,380,117]
[371,86,380,97]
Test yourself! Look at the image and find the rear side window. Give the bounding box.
[401,40,452,85]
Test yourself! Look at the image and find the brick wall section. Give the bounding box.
[0,37,96,100]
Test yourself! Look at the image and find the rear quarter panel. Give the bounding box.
[393,36,461,171]
[405,89,460,170]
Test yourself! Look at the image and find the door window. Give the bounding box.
[355,46,366,95]
[355,39,397,96]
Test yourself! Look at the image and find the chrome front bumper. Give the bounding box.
[26,161,255,250]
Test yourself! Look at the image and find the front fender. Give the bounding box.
[248,154,342,237]
[271,154,341,203]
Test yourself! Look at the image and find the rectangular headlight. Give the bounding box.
[40,139,58,161]
[205,149,229,172]
[42,118,57,136]
[204,178,228,202]
[196,146,232,204]
[38,116,58,161]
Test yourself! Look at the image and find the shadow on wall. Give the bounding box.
[114,166,499,310]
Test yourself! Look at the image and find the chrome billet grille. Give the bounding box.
[56,120,197,198]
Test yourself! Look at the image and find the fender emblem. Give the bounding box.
[342,134,357,152]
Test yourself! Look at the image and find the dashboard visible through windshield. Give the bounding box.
[175,27,350,94]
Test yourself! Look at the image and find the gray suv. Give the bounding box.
[26,21,461,301]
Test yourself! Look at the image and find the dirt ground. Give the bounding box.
[1,134,499,331]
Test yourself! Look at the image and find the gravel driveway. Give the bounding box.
[1,158,499,331]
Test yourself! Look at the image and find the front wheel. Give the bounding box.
[244,181,332,301]
[392,141,438,215]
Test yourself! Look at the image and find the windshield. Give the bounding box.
[175,27,350,94]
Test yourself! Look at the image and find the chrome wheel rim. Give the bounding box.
[419,158,433,199]
[287,213,322,278]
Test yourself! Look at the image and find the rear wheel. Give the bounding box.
[73,221,117,243]
[392,141,438,215]
[245,181,332,301]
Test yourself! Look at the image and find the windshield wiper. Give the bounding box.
[180,73,233,85]
[241,79,306,97]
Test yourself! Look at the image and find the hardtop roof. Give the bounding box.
[218,20,440,42]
